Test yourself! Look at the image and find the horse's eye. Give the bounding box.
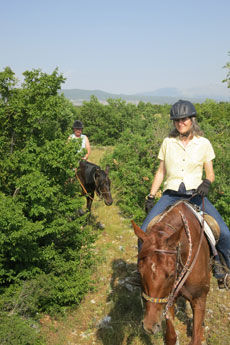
[168,273,175,280]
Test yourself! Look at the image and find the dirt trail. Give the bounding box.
[41,146,142,345]
[41,147,230,345]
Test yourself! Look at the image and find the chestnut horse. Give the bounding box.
[76,160,113,212]
[132,200,211,345]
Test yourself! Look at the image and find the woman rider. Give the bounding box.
[142,100,230,288]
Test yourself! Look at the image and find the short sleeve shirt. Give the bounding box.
[158,136,215,192]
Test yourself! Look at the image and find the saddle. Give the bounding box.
[79,160,100,184]
[147,202,220,255]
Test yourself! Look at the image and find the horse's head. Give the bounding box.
[94,165,113,206]
[132,220,182,334]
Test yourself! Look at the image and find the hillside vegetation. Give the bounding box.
[60,86,229,105]
[0,65,230,344]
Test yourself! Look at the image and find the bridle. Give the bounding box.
[141,205,205,319]
[94,173,112,200]
[142,248,178,305]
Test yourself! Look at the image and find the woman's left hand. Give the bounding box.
[196,179,211,197]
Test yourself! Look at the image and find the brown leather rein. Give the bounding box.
[142,199,205,319]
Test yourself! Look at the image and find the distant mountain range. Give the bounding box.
[60,85,229,105]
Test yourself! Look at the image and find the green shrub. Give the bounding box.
[0,67,99,319]
[0,312,44,345]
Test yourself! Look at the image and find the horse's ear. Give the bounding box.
[131,220,147,242]
[105,165,110,175]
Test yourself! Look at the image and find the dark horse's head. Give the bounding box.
[94,165,113,206]
[132,205,185,335]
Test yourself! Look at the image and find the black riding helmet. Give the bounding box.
[73,120,83,129]
[170,100,196,120]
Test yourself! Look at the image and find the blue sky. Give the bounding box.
[1,0,230,95]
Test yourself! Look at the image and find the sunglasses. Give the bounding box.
[174,117,190,123]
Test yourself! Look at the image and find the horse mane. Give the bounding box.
[139,201,192,260]
[139,223,175,260]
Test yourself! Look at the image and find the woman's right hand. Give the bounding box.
[145,195,155,214]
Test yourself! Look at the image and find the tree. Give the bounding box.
[223,52,230,89]
[0,68,97,319]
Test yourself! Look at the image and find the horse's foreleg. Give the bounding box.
[165,307,178,345]
[86,192,94,213]
[189,297,207,345]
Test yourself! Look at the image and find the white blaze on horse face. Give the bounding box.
[151,263,156,273]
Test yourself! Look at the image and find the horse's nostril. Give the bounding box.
[105,200,113,206]
[141,320,148,332]
[153,323,161,334]
[142,320,161,335]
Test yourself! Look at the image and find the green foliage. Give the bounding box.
[0,312,44,345]
[223,51,230,89]
[102,111,170,222]
[0,67,100,341]
[78,95,171,146]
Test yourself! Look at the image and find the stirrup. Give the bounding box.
[224,274,230,290]
[218,274,230,290]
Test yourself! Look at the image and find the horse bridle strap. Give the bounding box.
[153,248,177,255]
[142,292,168,304]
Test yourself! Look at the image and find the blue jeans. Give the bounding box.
[140,191,230,271]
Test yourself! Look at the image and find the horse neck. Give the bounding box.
[150,204,188,249]
[158,209,184,235]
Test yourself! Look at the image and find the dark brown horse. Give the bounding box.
[76,160,113,212]
[132,200,211,345]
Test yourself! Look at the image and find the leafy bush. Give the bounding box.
[0,312,44,345]
[102,112,170,222]
[78,97,169,145]
[0,68,99,327]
